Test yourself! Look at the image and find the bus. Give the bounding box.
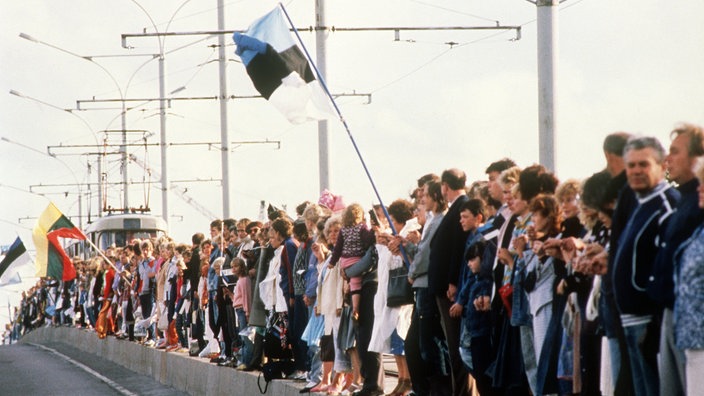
[66,214,168,258]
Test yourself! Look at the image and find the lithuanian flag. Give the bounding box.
[32,202,85,281]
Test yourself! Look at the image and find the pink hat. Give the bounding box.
[318,189,346,213]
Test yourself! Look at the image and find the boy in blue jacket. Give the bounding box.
[451,240,493,396]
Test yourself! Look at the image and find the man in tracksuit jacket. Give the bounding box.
[611,136,680,396]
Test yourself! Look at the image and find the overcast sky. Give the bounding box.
[1,0,703,277]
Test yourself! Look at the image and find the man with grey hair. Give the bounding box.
[611,136,680,396]
[650,123,704,396]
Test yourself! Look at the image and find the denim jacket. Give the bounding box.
[510,256,533,327]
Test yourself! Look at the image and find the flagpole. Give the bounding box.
[83,237,121,273]
[278,3,410,267]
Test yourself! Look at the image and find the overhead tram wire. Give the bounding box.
[367,0,590,96]
[407,0,501,24]
[368,27,512,95]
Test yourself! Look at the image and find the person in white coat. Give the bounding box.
[370,199,417,396]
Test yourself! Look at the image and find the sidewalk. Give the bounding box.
[20,326,399,396]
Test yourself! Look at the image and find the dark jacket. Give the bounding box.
[604,171,636,297]
[428,194,470,296]
[612,182,679,316]
[649,178,703,309]
[185,247,201,292]
[466,273,493,338]
[249,244,274,328]
[278,237,299,301]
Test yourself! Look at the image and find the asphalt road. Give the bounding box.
[0,342,189,396]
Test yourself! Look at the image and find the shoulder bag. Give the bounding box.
[386,245,414,308]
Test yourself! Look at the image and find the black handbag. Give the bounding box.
[258,360,295,393]
[262,270,291,360]
[387,265,414,307]
[263,311,292,360]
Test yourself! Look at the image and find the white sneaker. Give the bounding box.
[304,381,318,389]
[198,342,211,358]
[286,370,307,381]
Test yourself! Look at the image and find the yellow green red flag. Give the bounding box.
[32,202,85,281]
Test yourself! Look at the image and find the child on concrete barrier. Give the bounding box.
[232,257,252,366]
[328,203,375,320]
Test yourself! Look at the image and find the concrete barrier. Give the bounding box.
[20,327,308,396]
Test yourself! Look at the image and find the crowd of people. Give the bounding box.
[4,122,704,396]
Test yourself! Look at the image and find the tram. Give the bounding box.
[66,213,168,258]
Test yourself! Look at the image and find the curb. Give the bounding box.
[20,327,309,396]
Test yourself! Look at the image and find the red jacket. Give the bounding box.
[103,268,115,300]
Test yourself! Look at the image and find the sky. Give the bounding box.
[1,0,703,321]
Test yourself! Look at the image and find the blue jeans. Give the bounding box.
[607,336,622,389]
[234,307,247,348]
[86,304,97,327]
[623,321,659,396]
[307,344,322,383]
[176,312,188,347]
[236,307,253,366]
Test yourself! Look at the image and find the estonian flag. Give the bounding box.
[32,202,85,281]
[0,237,32,286]
[233,7,333,124]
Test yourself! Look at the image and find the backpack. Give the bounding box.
[257,360,294,393]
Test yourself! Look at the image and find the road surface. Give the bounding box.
[0,341,189,396]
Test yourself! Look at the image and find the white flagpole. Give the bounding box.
[83,237,121,273]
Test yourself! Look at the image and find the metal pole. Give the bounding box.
[159,56,169,222]
[98,154,104,214]
[78,192,83,230]
[537,0,558,172]
[217,0,231,219]
[121,104,129,212]
[316,0,330,192]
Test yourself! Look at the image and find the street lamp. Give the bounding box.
[128,0,195,222]
[18,33,158,214]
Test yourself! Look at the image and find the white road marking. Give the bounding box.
[28,343,138,396]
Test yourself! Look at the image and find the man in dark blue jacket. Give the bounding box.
[649,123,704,396]
[612,136,680,396]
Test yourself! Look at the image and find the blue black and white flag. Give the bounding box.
[0,237,32,286]
[233,7,333,124]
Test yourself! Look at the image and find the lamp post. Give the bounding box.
[128,0,194,223]
[18,33,162,214]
